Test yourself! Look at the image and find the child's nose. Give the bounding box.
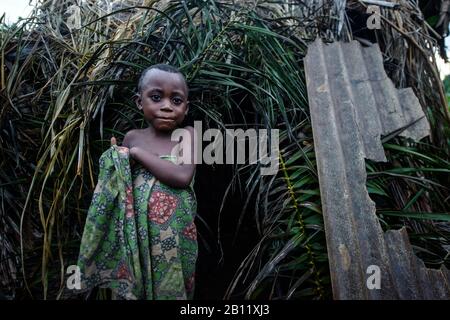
[160,104,173,112]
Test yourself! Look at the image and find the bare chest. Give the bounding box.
[131,132,180,156]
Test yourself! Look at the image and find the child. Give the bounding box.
[77,64,197,300]
[122,64,196,188]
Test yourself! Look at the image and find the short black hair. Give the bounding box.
[137,64,187,94]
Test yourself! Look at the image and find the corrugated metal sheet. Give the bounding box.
[304,38,450,300]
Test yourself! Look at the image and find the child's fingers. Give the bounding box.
[111,136,117,146]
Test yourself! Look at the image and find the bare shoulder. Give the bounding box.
[123,129,143,148]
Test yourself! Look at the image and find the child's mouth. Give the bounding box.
[157,117,175,122]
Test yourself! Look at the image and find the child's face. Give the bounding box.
[137,68,188,132]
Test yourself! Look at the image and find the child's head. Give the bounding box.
[136,64,189,132]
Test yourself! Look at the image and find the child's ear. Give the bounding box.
[135,94,142,110]
[184,101,190,116]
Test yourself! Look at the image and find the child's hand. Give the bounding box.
[129,147,139,159]
[111,136,134,165]
[128,147,138,167]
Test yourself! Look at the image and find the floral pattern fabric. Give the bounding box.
[77,145,197,300]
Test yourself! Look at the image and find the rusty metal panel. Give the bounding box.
[304,38,449,299]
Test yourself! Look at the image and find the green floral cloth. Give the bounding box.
[77,145,197,300]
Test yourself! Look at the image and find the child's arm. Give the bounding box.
[131,148,195,188]
[124,128,196,189]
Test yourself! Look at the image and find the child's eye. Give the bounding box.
[150,95,161,102]
[172,97,183,105]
